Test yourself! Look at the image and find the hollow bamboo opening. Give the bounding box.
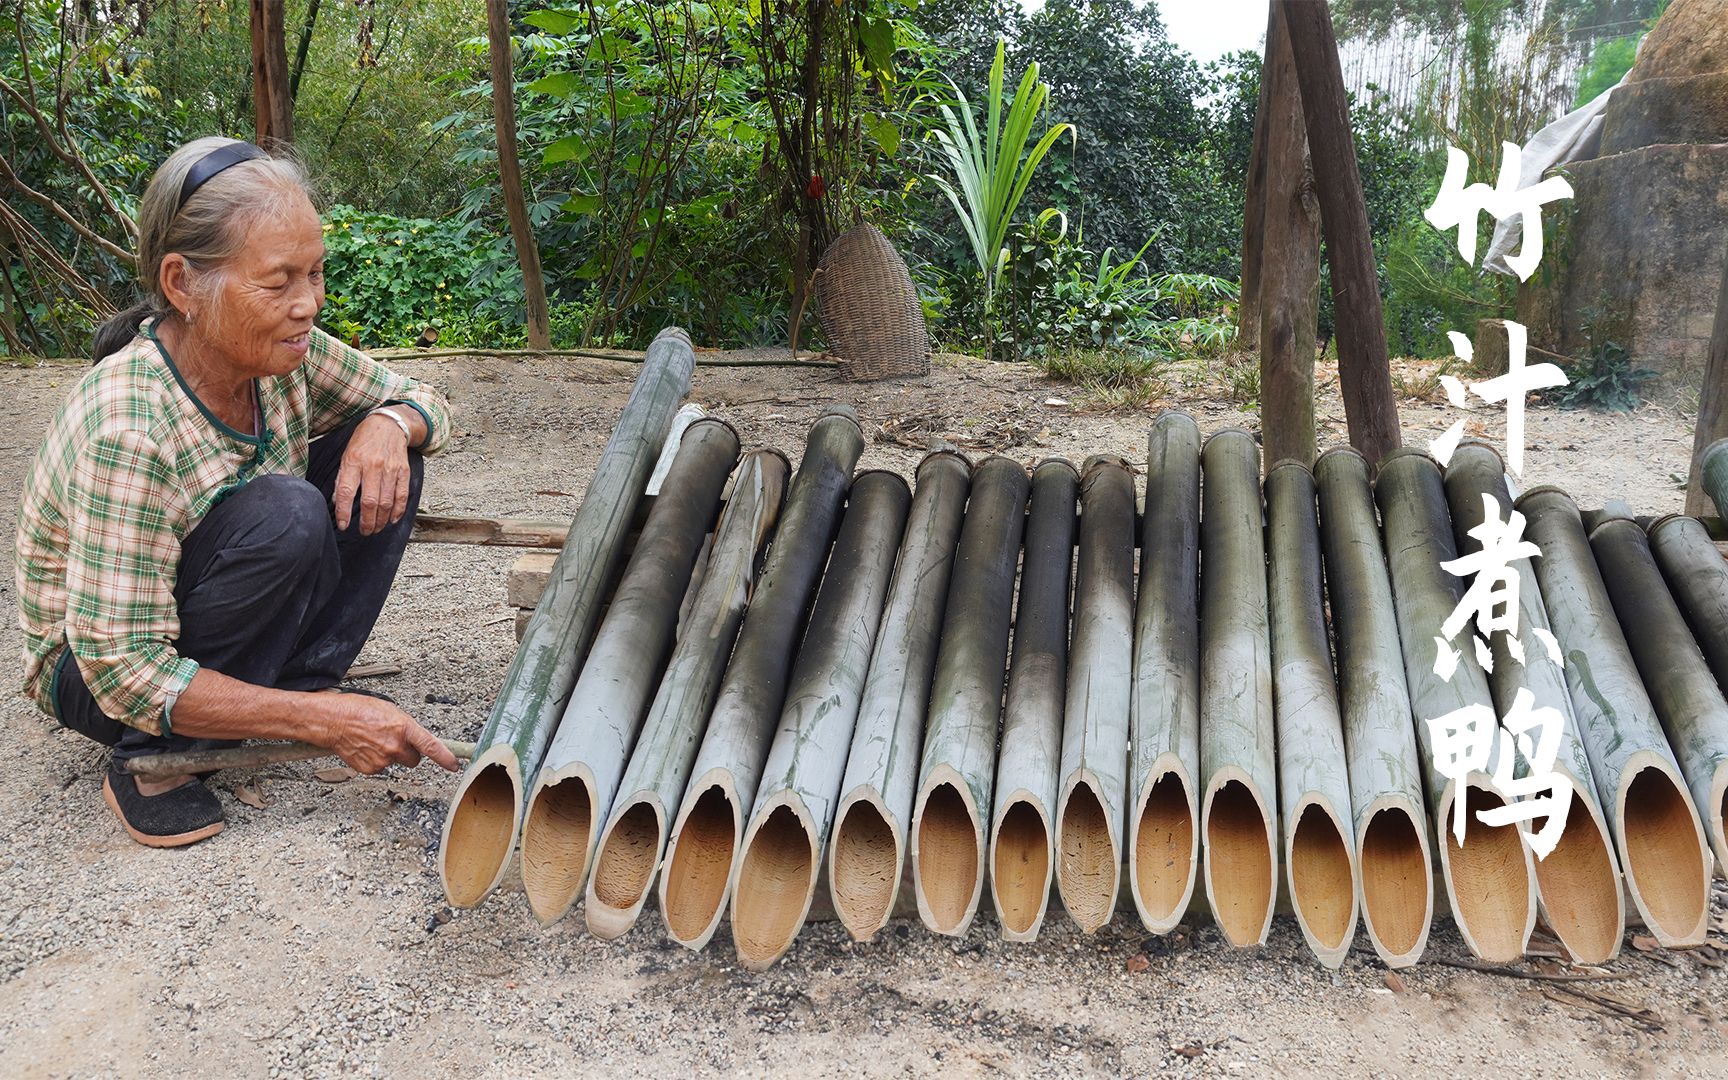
[519,774,595,923]
[443,761,519,908]
[1289,803,1354,956]
[830,797,900,939]
[1621,766,1708,944]
[1204,779,1274,946]
[1133,771,1195,927]
[1443,785,1531,963]
[733,806,816,969]
[992,800,1050,938]
[591,801,662,912]
[1359,806,1430,963]
[662,785,737,943]
[1531,789,1621,964]
[1058,781,1117,933]
[916,782,979,934]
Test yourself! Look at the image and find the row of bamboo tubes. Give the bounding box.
[439,346,1728,970]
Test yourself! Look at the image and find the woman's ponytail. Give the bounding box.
[90,300,160,365]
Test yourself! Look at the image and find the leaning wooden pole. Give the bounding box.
[1198,429,1278,948]
[989,460,1077,941]
[1651,513,1728,692]
[517,418,739,924]
[829,450,972,940]
[659,408,864,950]
[1682,246,1728,517]
[1265,459,1358,968]
[1519,488,1709,946]
[731,472,911,970]
[1281,0,1401,464]
[911,456,1030,936]
[1314,448,1432,968]
[1128,411,1203,934]
[1237,2,1275,353]
[1588,518,1728,877]
[485,0,551,349]
[1443,443,1622,964]
[579,450,789,941]
[1054,456,1136,935]
[1375,448,1535,963]
[439,328,692,909]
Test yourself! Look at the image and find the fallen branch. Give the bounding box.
[1429,957,1629,982]
[369,346,836,368]
[124,738,478,780]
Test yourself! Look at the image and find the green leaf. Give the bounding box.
[564,193,603,215]
[865,115,900,157]
[860,18,894,73]
[542,135,590,165]
[525,71,581,97]
[522,9,582,35]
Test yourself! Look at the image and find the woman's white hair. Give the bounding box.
[92,137,316,361]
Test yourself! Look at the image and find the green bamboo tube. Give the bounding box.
[440,327,693,909]
[1650,513,1728,694]
[518,418,740,925]
[829,450,972,941]
[1442,443,1622,964]
[1698,438,1728,520]
[1198,428,1278,948]
[988,460,1077,942]
[911,456,1030,936]
[731,471,911,970]
[1375,448,1535,964]
[1265,459,1358,969]
[658,407,864,950]
[1589,517,1728,879]
[577,450,788,941]
[1054,456,1136,935]
[1128,411,1203,934]
[1314,447,1432,969]
[1518,488,1709,947]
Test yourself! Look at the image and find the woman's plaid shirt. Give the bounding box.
[14,322,452,736]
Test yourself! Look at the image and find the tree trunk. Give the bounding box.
[249,0,294,148]
[485,0,552,350]
[1259,2,1321,470]
[1684,245,1728,516]
[1237,4,1275,352]
[289,0,322,103]
[1281,0,1400,465]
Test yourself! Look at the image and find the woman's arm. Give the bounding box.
[169,669,459,773]
[302,328,453,450]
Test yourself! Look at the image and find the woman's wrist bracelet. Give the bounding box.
[369,405,415,445]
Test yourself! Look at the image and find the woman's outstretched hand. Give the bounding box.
[319,691,460,774]
[333,411,413,535]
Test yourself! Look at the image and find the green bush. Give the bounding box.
[318,205,500,348]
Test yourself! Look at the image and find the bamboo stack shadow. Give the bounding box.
[436,338,1728,970]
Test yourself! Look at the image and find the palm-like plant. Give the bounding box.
[928,39,1074,314]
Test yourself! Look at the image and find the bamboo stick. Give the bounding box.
[1054,456,1136,935]
[989,460,1077,941]
[1265,459,1358,968]
[1650,513,1728,695]
[125,738,477,780]
[1442,443,1623,964]
[578,450,788,940]
[439,327,693,909]
[1375,448,1536,964]
[658,408,865,950]
[911,456,1030,936]
[730,472,912,969]
[1696,438,1728,519]
[516,418,740,924]
[1518,488,1709,947]
[1198,428,1278,948]
[1313,448,1432,969]
[828,450,972,941]
[1128,411,1203,935]
[1588,518,1728,878]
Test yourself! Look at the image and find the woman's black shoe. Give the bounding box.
[102,765,226,848]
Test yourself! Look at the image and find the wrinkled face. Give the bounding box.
[189,194,327,378]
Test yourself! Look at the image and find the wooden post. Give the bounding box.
[1684,245,1728,517]
[1258,2,1321,469]
[1281,0,1401,465]
[249,0,294,148]
[485,0,552,351]
[1237,4,1274,352]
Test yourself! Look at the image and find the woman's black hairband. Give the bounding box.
[175,141,268,213]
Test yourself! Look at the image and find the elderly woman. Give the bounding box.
[15,137,460,849]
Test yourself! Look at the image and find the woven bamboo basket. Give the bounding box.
[815,223,931,381]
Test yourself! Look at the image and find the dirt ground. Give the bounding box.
[2,347,1725,1079]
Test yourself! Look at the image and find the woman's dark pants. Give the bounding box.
[54,416,423,762]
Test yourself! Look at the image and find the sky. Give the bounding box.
[1018,0,1269,66]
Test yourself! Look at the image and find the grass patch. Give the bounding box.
[1031,347,1170,410]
